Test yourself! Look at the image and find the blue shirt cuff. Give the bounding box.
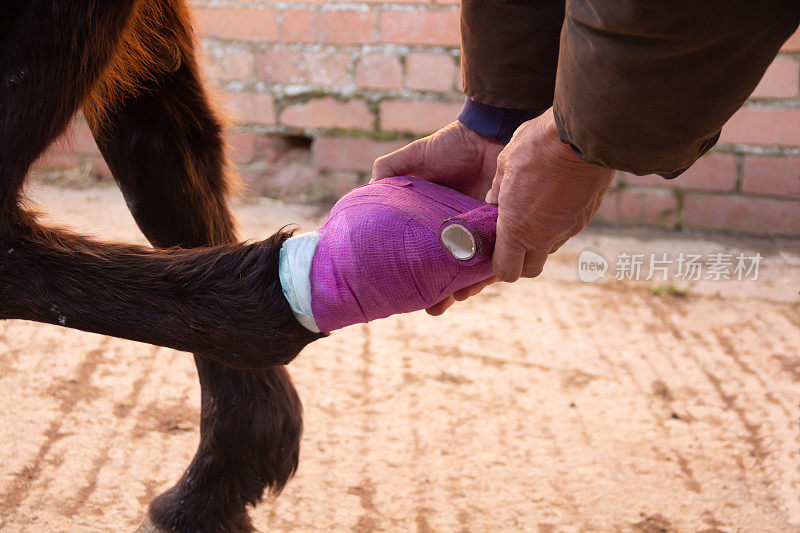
[457,98,546,144]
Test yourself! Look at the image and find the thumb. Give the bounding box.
[492,217,528,282]
[485,151,506,204]
[371,139,426,182]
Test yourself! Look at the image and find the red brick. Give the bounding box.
[682,194,800,235]
[454,60,463,92]
[280,9,376,44]
[47,134,72,155]
[227,132,258,164]
[405,53,456,92]
[380,10,460,47]
[318,170,363,199]
[225,92,275,125]
[256,49,304,84]
[751,57,799,99]
[54,121,99,155]
[593,189,678,228]
[241,163,320,200]
[256,48,351,87]
[720,108,800,147]
[355,54,402,90]
[379,100,462,134]
[782,28,800,52]
[33,151,81,170]
[312,137,409,171]
[194,8,278,41]
[324,10,377,43]
[204,44,254,82]
[281,9,312,42]
[281,97,374,130]
[623,153,737,192]
[304,49,351,87]
[742,155,800,199]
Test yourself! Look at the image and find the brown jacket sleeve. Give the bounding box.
[554,0,800,177]
[461,0,564,110]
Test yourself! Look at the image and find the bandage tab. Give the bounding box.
[441,223,476,260]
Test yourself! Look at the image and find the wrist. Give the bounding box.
[458,97,546,144]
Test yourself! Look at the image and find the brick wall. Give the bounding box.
[195,0,464,201]
[34,1,800,237]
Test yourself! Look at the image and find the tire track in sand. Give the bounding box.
[0,342,108,525]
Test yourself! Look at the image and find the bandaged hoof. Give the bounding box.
[280,176,498,333]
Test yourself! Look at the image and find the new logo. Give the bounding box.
[578,250,608,282]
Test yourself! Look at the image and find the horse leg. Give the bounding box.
[83,1,308,530]
[0,1,317,367]
[1,2,313,529]
[0,1,137,222]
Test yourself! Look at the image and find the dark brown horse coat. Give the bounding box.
[1,1,321,530]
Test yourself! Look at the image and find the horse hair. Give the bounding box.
[1,1,322,530]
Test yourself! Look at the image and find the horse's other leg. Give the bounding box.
[0,1,137,227]
[84,1,306,531]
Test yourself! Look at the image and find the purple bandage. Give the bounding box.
[308,176,498,333]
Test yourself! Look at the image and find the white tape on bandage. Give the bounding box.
[279,231,322,333]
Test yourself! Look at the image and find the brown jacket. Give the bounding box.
[461,0,800,177]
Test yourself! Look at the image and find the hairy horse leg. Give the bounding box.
[0,230,318,367]
[0,1,137,224]
[0,1,315,361]
[0,1,316,530]
[0,2,314,362]
[83,1,314,530]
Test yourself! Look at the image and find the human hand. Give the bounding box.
[487,108,614,281]
[372,121,503,314]
[372,120,504,200]
[371,110,613,314]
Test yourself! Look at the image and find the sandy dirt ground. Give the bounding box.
[0,183,799,532]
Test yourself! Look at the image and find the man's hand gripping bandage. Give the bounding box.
[279,176,498,333]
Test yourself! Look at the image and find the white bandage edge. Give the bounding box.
[279,231,322,333]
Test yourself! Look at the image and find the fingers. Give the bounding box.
[485,110,616,283]
[485,150,507,205]
[453,276,498,301]
[488,151,532,282]
[426,296,455,316]
[520,248,548,278]
[371,140,425,182]
[491,222,528,282]
[425,276,498,316]
[485,176,500,204]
